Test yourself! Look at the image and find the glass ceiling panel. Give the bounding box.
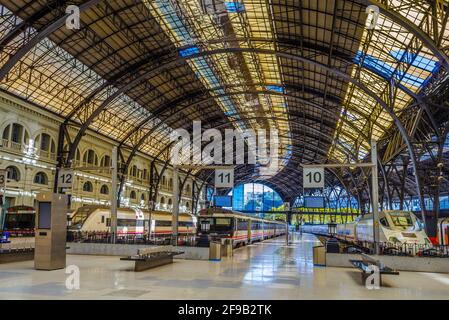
[147,0,292,176]
[329,5,441,161]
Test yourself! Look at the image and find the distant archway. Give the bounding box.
[228,183,283,213]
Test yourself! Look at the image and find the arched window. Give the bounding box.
[75,148,81,163]
[130,165,138,177]
[100,184,109,195]
[168,198,172,206]
[35,133,55,153]
[186,202,190,209]
[141,193,146,201]
[2,123,29,145]
[83,181,93,192]
[34,172,48,185]
[169,178,173,189]
[160,197,165,204]
[6,166,20,182]
[228,183,284,212]
[143,169,148,180]
[2,125,9,140]
[186,184,191,193]
[162,175,166,186]
[100,155,111,167]
[83,149,98,166]
[130,190,137,199]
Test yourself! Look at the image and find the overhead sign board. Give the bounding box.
[303,167,324,188]
[215,169,234,188]
[304,196,325,208]
[58,169,74,189]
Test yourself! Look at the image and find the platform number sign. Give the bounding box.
[215,169,234,188]
[303,167,324,188]
[58,169,74,189]
[0,169,6,190]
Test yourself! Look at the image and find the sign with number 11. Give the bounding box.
[215,169,234,188]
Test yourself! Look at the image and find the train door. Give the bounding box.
[437,219,449,245]
[247,219,251,243]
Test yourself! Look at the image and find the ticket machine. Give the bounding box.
[34,193,68,270]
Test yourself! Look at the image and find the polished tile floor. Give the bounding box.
[0,233,448,299]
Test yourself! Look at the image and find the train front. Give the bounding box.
[380,211,432,254]
[196,209,234,247]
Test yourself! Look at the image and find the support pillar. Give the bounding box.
[111,146,118,243]
[371,140,380,254]
[172,166,179,246]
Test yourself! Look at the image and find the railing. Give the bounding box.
[1,230,35,237]
[38,149,56,161]
[0,139,23,152]
[0,139,56,160]
[342,241,449,258]
[67,231,197,246]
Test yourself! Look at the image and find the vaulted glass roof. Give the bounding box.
[0,0,447,198]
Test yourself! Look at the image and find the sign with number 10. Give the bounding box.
[303,167,324,188]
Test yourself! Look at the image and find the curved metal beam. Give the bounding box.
[0,0,102,82]
[119,88,371,149]
[59,47,425,222]
[63,38,432,163]
[0,0,63,48]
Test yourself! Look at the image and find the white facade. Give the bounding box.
[0,91,205,213]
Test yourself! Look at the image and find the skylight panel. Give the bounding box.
[224,1,245,13]
[390,50,439,72]
[179,46,200,57]
[266,85,284,93]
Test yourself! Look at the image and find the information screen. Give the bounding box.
[38,202,52,229]
[214,196,232,208]
[304,196,325,208]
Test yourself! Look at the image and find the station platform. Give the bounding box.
[0,233,448,300]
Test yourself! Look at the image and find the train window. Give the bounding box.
[5,213,34,229]
[118,219,136,227]
[155,220,171,227]
[216,218,231,226]
[72,212,88,227]
[179,221,194,227]
[237,219,248,230]
[389,212,413,227]
[200,218,212,231]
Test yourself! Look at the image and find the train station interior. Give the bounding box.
[0,0,449,301]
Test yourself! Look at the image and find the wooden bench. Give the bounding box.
[120,246,184,272]
[350,253,399,286]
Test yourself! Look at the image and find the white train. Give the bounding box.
[197,208,286,247]
[301,210,431,247]
[68,205,196,237]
